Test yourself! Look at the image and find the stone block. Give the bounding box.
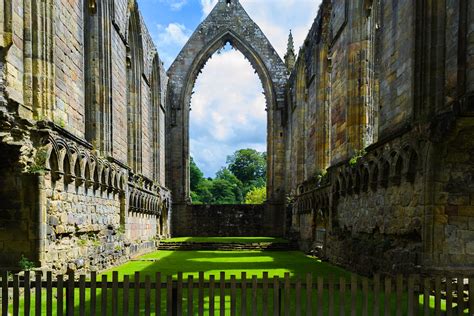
[459,206,474,217]
[458,229,474,241]
[448,194,470,206]
[466,241,474,255]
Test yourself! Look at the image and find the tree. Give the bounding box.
[190,157,204,192]
[226,149,266,186]
[244,186,266,204]
[215,168,244,203]
[208,179,236,204]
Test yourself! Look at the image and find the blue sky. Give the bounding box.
[137,0,321,177]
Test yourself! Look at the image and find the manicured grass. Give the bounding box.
[160,236,289,243]
[102,250,346,281]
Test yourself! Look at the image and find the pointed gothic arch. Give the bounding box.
[127,3,144,174]
[167,0,288,235]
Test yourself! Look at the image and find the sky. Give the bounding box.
[137,0,321,177]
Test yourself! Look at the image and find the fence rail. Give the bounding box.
[1,271,473,315]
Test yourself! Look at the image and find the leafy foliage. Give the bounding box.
[18,255,35,271]
[190,148,266,205]
[244,186,266,204]
[227,149,266,185]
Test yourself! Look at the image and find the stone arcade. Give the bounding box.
[0,0,474,275]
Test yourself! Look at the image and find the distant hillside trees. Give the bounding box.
[190,149,266,204]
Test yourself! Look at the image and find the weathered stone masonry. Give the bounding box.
[2,0,474,276]
[0,0,170,273]
[287,0,474,274]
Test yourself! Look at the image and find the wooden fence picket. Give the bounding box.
[24,270,30,316]
[209,275,215,316]
[35,272,42,316]
[251,275,257,316]
[423,277,430,316]
[396,274,403,316]
[155,272,162,316]
[470,277,474,315]
[446,276,453,316]
[187,275,194,316]
[241,272,247,316]
[284,272,290,316]
[145,275,152,316]
[220,272,225,316]
[295,277,301,316]
[407,275,415,316]
[273,276,280,316]
[373,274,380,316]
[362,277,368,316]
[134,272,140,316]
[328,275,334,316]
[57,274,63,316]
[176,272,183,316]
[434,276,441,316]
[90,271,97,316]
[230,275,237,316]
[306,273,312,316]
[2,271,7,316]
[79,274,86,316]
[67,271,75,316]
[339,276,345,316]
[317,276,324,316]
[199,271,204,315]
[384,276,391,316]
[112,271,119,316]
[101,274,107,316]
[351,274,357,316]
[123,275,130,316]
[457,276,464,316]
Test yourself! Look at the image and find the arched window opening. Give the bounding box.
[127,7,144,174]
[83,0,113,154]
[380,160,390,188]
[151,56,163,182]
[189,43,267,205]
[406,152,418,183]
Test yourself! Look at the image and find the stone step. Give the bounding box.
[156,241,297,251]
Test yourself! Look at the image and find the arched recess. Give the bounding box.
[127,4,144,174]
[167,0,288,235]
[83,0,113,154]
[294,60,307,185]
[150,55,162,182]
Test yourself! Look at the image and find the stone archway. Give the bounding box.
[167,0,288,236]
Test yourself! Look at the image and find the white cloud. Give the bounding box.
[154,23,192,66]
[156,23,191,46]
[200,0,218,16]
[159,0,187,10]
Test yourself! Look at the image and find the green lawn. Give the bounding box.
[160,236,289,243]
[102,250,346,281]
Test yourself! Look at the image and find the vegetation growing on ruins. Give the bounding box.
[190,149,266,204]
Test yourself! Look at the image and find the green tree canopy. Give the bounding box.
[190,157,204,192]
[226,149,266,186]
[190,149,267,205]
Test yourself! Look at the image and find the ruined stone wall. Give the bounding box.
[287,0,474,274]
[0,0,171,273]
[179,205,265,237]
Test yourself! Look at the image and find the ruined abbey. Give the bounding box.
[0,0,473,275]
